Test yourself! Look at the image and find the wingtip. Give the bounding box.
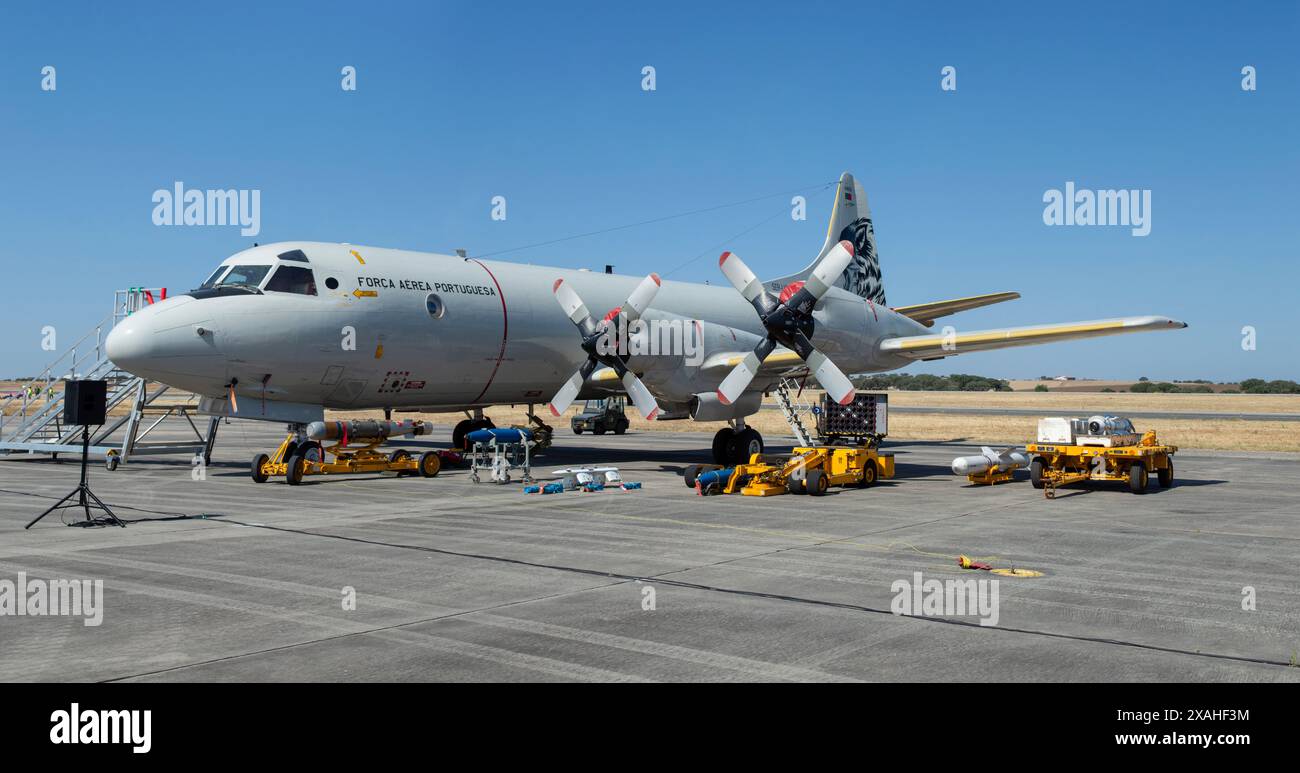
[548,404,561,417]
[646,408,659,421]
[649,273,661,285]
[718,252,731,266]
[552,279,563,292]
[837,391,855,406]
[715,390,731,406]
[837,239,855,256]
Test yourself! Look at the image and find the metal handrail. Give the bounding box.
[0,288,165,440]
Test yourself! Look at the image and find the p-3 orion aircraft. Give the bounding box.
[105,172,1186,464]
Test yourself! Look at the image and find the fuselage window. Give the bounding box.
[264,265,318,295]
[217,264,272,288]
[426,293,445,318]
[199,266,230,289]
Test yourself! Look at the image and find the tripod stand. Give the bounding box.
[25,425,124,529]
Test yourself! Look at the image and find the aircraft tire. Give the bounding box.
[711,429,732,465]
[727,428,763,465]
[453,418,495,450]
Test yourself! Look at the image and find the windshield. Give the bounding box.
[199,266,229,289]
[582,400,607,412]
[216,264,272,288]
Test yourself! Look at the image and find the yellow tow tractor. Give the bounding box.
[1025,416,1176,499]
[688,444,895,497]
[252,419,442,485]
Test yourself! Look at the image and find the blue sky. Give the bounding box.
[2,1,1296,380]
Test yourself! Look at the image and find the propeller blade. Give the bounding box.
[804,349,856,406]
[804,240,855,300]
[781,240,855,314]
[621,273,661,323]
[718,251,766,304]
[715,338,776,406]
[548,359,598,416]
[547,370,585,417]
[553,279,594,329]
[621,371,661,420]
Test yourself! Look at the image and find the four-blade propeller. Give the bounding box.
[715,240,858,406]
[548,273,663,420]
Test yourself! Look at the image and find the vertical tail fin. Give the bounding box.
[766,171,886,305]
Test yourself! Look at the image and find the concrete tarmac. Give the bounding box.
[1,421,1297,682]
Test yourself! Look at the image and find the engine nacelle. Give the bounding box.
[689,391,762,422]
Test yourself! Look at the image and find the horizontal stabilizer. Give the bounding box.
[879,316,1187,360]
[893,292,1021,327]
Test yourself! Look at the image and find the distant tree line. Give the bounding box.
[852,373,1012,392]
[1128,381,1216,394]
[1128,378,1300,394]
[1237,378,1300,394]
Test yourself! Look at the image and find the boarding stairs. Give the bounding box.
[0,288,221,468]
[774,377,817,447]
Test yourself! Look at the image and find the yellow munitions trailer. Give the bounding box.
[1026,430,1176,499]
[252,429,441,485]
[690,445,895,497]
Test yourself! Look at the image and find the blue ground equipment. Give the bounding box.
[467,427,535,484]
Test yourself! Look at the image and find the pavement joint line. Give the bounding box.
[210,517,1297,671]
[104,578,632,683]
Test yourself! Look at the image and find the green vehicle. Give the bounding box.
[570,397,629,435]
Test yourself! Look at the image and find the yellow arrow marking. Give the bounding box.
[350,249,365,265]
[353,289,378,298]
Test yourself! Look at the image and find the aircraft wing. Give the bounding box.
[592,348,809,387]
[893,292,1021,327]
[878,315,1187,360]
[698,348,806,377]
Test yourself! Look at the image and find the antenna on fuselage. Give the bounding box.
[456,249,467,259]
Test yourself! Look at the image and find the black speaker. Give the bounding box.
[63,380,107,425]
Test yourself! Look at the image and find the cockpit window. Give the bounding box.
[216,264,272,288]
[199,266,230,289]
[264,265,317,295]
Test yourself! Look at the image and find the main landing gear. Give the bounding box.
[452,413,495,451]
[711,421,764,466]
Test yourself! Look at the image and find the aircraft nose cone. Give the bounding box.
[105,296,201,376]
[105,315,150,373]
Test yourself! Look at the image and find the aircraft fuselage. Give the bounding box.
[105,241,926,420]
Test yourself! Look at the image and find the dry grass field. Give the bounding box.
[335,389,1300,452]
[6,380,1298,452]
